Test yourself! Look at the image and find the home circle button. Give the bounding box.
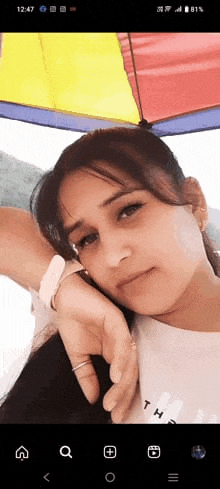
[105,472,116,483]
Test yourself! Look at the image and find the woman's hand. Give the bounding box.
[54,272,138,424]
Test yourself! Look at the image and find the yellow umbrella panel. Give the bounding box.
[0,33,139,131]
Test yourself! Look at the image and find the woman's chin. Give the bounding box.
[116,292,178,317]
[115,296,161,316]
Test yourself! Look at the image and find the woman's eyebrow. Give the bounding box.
[63,187,142,236]
[99,187,142,207]
[63,219,83,237]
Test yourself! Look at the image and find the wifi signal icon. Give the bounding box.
[165,6,172,11]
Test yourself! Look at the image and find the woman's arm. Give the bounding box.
[0,207,55,290]
[0,207,138,423]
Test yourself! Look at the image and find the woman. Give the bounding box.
[1,126,220,423]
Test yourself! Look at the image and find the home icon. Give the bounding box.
[15,446,29,460]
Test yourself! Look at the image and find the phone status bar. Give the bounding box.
[16,6,77,13]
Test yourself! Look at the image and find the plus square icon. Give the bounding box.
[104,446,117,458]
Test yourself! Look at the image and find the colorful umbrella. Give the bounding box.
[0,32,219,214]
[0,32,220,135]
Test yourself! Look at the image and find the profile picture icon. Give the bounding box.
[191,445,206,460]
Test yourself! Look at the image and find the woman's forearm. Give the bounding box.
[0,207,55,291]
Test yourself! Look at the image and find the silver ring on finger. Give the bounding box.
[72,360,92,372]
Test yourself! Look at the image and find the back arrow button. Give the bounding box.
[43,473,50,482]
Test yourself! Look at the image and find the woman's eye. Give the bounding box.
[78,233,98,249]
[119,203,144,219]
[71,203,144,251]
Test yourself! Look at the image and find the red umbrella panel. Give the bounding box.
[117,33,220,135]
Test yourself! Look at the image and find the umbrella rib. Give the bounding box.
[127,33,152,129]
[37,33,57,111]
[127,33,144,121]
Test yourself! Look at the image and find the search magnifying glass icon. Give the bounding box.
[59,445,72,458]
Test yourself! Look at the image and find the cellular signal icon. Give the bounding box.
[175,5,182,11]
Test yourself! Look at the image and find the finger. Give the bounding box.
[110,382,139,424]
[71,353,100,405]
[104,366,138,415]
[103,310,136,383]
[110,355,139,423]
[57,317,101,404]
[109,335,137,384]
[103,347,138,418]
[103,375,138,423]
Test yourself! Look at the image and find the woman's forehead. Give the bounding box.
[81,162,139,186]
[59,164,139,195]
[60,162,177,196]
[58,167,136,222]
[58,162,179,223]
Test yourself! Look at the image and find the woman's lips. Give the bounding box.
[117,268,154,288]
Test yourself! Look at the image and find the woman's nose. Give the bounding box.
[100,233,132,268]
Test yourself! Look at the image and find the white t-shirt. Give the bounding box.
[124,315,220,424]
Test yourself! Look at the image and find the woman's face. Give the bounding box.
[58,166,207,316]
